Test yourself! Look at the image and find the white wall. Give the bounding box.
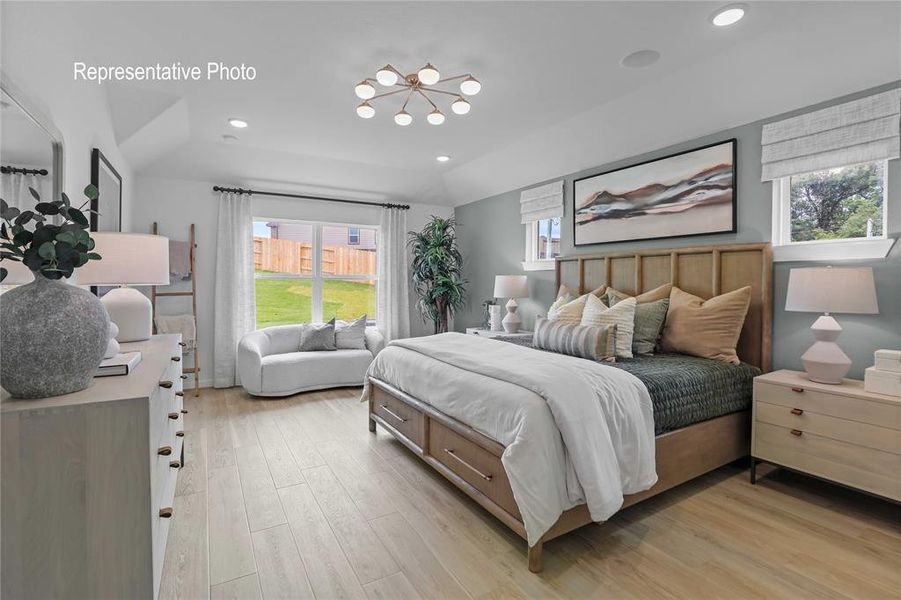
[131,175,452,387]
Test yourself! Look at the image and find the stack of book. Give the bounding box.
[865,349,901,397]
[95,351,142,377]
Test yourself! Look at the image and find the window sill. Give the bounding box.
[773,237,896,263]
[521,260,556,272]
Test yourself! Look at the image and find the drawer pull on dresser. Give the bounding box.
[380,404,407,423]
[444,448,493,481]
[175,431,184,438]
[178,341,187,347]
[159,381,173,389]
[175,391,185,397]
[790,429,803,437]
[169,460,181,468]
[171,356,181,362]
[158,446,172,456]
[168,412,179,420]
[180,375,188,380]
[159,508,173,518]
[181,409,188,414]
[790,408,804,415]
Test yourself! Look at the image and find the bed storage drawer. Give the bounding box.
[428,421,521,519]
[371,385,425,450]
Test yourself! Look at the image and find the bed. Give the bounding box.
[366,242,772,572]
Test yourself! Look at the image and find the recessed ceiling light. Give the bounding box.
[222,134,239,141]
[620,49,661,69]
[436,155,451,162]
[228,118,248,128]
[710,3,747,26]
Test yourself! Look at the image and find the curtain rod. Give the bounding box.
[212,185,410,210]
[1,165,49,176]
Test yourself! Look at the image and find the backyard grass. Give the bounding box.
[255,276,376,328]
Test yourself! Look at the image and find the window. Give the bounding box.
[772,160,893,262]
[253,219,377,328]
[523,217,561,270]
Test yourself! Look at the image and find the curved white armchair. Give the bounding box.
[237,324,385,397]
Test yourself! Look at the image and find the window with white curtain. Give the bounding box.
[252,219,378,327]
[521,180,564,271]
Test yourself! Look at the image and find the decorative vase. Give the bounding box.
[0,273,110,398]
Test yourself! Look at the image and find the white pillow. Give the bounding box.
[548,294,588,325]
[581,294,636,358]
[335,314,367,349]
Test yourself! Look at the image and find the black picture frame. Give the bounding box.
[572,139,737,247]
[90,148,122,233]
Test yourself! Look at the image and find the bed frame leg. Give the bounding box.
[528,542,544,573]
[368,415,377,433]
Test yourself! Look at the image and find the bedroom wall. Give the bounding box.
[455,82,901,379]
[131,175,452,387]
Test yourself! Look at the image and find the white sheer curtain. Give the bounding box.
[1,172,52,210]
[213,190,255,388]
[377,207,410,342]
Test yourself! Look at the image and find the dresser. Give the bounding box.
[1,335,186,599]
[751,370,900,501]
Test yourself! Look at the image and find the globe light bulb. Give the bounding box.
[354,81,375,100]
[436,155,451,162]
[394,110,413,126]
[376,65,398,86]
[451,97,471,115]
[427,109,445,125]
[356,101,375,119]
[710,4,746,26]
[417,63,440,86]
[460,76,481,96]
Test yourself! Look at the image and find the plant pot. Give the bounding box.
[0,273,110,398]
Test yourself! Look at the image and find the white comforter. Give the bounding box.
[365,332,657,545]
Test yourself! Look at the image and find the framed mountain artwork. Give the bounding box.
[573,139,736,246]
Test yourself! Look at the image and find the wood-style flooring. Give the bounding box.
[161,387,901,599]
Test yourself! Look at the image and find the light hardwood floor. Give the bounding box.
[161,387,901,600]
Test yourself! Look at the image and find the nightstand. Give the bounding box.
[751,369,900,501]
[465,327,533,340]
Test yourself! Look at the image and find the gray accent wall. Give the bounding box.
[455,82,901,380]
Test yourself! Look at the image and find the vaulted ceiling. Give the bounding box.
[3,1,900,206]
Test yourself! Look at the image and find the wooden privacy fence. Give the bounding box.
[254,237,377,276]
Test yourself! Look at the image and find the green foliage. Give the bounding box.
[0,185,101,282]
[408,216,467,334]
[790,163,884,242]
[254,277,376,328]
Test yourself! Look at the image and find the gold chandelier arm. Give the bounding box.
[435,73,469,84]
[401,90,414,111]
[416,89,438,110]
[418,87,461,97]
[369,87,410,101]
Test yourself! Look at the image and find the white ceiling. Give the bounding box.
[3,1,900,206]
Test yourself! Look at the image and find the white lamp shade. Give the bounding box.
[493,275,528,299]
[1,259,35,284]
[785,267,878,314]
[75,233,170,286]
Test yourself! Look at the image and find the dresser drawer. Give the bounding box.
[755,380,900,429]
[754,422,900,500]
[371,385,425,450]
[428,421,521,519]
[755,401,900,455]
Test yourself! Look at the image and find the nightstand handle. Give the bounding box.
[791,387,804,393]
[790,408,803,416]
[790,429,803,437]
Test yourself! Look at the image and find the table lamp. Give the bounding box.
[785,266,878,384]
[76,233,169,342]
[493,275,529,333]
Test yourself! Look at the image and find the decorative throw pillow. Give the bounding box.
[548,294,588,325]
[589,284,608,298]
[533,317,616,362]
[556,284,575,300]
[298,318,337,351]
[580,294,637,358]
[605,283,672,305]
[335,314,367,349]
[605,287,671,356]
[658,286,751,364]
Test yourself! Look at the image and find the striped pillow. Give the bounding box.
[580,294,637,358]
[548,294,588,325]
[533,317,617,361]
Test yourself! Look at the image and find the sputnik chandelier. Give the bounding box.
[354,63,481,126]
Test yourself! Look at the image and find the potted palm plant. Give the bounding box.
[408,216,467,334]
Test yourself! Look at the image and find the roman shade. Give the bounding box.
[520,180,564,224]
[760,88,900,182]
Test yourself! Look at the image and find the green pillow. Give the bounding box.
[606,293,669,355]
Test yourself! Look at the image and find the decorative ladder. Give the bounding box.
[151,222,201,396]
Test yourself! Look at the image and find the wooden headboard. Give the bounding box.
[555,242,773,371]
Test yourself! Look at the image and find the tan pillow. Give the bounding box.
[548,294,588,325]
[581,294,636,358]
[606,283,672,304]
[556,284,575,301]
[659,286,751,364]
[589,284,607,298]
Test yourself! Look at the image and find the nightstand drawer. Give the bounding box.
[754,422,900,500]
[755,401,900,455]
[755,380,900,429]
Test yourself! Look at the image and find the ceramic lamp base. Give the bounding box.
[102,286,153,342]
[502,298,521,333]
[802,314,851,385]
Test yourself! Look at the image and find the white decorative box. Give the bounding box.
[874,349,901,374]
[864,366,901,397]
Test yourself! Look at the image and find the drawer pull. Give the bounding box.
[181,409,188,414]
[159,507,173,518]
[158,446,172,456]
[159,381,173,389]
[178,342,187,348]
[379,404,407,423]
[168,412,179,420]
[175,391,185,397]
[180,375,188,380]
[790,408,804,416]
[171,356,181,362]
[175,431,185,437]
[443,448,493,482]
[169,460,181,468]
[790,429,803,437]
[791,387,804,393]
